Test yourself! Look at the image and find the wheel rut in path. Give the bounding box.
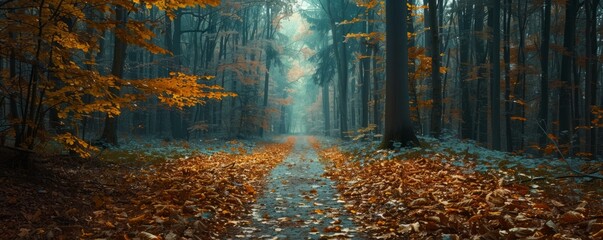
[231,136,362,239]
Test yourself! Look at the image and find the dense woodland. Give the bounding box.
[0,0,602,159]
[1,0,602,239]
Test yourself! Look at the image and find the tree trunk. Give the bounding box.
[380,0,419,149]
[260,5,274,137]
[360,19,370,129]
[100,5,128,146]
[327,0,349,139]
[558,0,577,153]
[323,83,331,136]
[585,0,600,157]
[503,0,513,152]
[474,2,488,143]
[489,0,501,150]
[408,0,422,133]
[372,43,382,134]
[459,0,473,139]
[515,0,527,151]
[429,0,442,138]
[537,0,551,149]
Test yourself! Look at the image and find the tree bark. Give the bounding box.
[503,0,512,151]
[429,0,442,138]
[380,0,419,149]
[458,0,473,139]
[584,0,600,157]
[100,5,128,146]
[537,0,551,149]
[558,0,578,153]
[489,0,501,150]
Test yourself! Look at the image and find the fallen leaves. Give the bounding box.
[0,138,295,239]
[97,138,295,238]
[314,142,603,239]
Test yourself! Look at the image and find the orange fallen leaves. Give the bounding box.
[85,138,294,238]
[313,143,603,239]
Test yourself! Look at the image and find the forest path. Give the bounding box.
[229,136,362,239]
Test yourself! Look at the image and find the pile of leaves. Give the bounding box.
[314,144,603,239]
[0,137,294,239]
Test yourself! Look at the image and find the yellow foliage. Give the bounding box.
[132,72,236,109]
[54,133,99,158]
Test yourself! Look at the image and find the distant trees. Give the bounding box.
[0,0,300,160]
[303,0,601,158]
[0,0,601,159]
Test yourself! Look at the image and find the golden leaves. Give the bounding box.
[132,72,236,109]
[314,143,603,239]
[85,138,296,238]
[135,0,221,12]
[54,133,99,158]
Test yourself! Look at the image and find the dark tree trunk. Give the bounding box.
[489,0,501,150]
[327,0,349,139]
[474,2,488,143]
[429,0,442,138]
[515,0,527,150]
[169,11,188,140]
[537,0,551,149]
[558,0,578,152]
[459,0,473,139]
[380,0,419,149]
[100,5,128,146]
[503,0,512,152]
[260,5,274,137]
[585,0,600,157]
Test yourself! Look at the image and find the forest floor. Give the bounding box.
[0,135,602,239]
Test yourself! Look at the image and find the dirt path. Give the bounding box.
[230,136,362,239]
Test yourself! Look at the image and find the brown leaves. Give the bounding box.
[316,145,603,239]
[97,138,295,238]
[559,211,585,224]
[1,138,295,239]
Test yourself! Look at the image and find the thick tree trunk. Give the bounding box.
[585,0,600,157]
[380,0,419,149]
[558,0,577,153]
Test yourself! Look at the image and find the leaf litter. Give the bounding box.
[0,137,294,239]
[312,138,603,239]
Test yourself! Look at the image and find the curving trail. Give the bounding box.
[230,136,362,239]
